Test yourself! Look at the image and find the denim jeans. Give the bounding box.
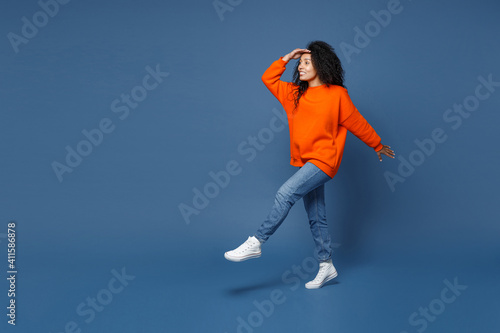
[254,161,333,262]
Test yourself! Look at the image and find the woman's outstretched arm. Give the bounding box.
[339,88,395,161]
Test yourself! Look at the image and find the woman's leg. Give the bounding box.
[303,184,332,262]
[254,162,332,243]
[303,185,339,289]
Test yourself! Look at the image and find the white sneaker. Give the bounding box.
[224,236,262,262]
[305,259,338,289]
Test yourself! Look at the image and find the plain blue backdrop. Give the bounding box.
[1,0,499,332]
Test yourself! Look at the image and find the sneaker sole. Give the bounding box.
[305,270,338,289]
[224,251,261,262]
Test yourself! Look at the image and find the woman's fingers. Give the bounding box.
[290,48,311,59]
[377,145,396,161]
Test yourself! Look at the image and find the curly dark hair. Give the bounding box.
[290,40,346,110]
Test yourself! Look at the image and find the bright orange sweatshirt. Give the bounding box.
[262,56,384,179]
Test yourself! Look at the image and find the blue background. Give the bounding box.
[1,0,499,332]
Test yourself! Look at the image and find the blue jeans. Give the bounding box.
[254,161,333,262]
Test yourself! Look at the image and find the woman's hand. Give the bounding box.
[376,144,395,161]
[282,48,311,62]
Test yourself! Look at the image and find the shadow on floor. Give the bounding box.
[225,277,340,295]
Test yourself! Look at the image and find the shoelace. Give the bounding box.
[313,265,328,282]
[235,240,253,253]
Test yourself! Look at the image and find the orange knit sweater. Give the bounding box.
[262,56,384,179]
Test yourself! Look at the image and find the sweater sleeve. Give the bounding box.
[339,89,384,152]
[261,56,293,104]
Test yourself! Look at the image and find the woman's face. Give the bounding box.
[298,53,318,82]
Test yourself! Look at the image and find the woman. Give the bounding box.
[224,41,395,289]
